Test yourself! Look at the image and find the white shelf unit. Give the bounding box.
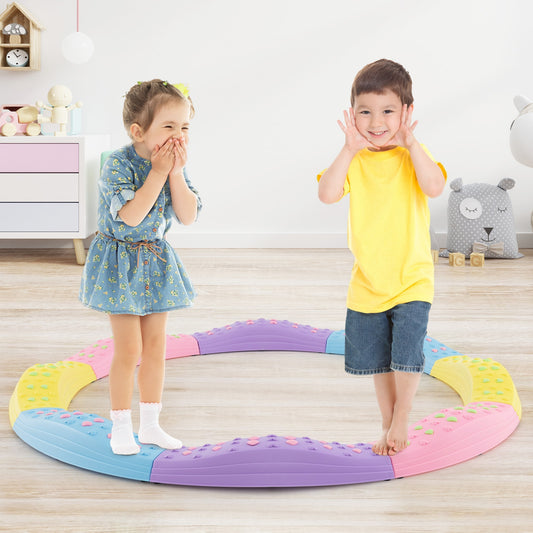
[0,135,110,264]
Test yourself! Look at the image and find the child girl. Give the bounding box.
[80,80,202,455]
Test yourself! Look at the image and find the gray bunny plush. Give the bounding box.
[440,178,523,259]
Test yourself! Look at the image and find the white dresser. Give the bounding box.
[0,135,109,264]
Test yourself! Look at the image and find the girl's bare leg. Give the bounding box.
[137,312,168,403]
[137,312,182,449]
[108,314,142,454]
[109,314,142,409]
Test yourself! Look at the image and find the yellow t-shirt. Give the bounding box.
[323,146,446,313]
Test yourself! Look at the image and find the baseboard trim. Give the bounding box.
[166,233,349,248]
[1,232,532,249]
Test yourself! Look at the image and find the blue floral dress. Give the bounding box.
[80,144,202,316]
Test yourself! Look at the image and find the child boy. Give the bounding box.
[318,59,446,456]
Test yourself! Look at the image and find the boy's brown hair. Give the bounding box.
[123,79,194,139]
[351,59,413,107]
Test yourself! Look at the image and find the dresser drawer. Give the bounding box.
[0,174,79,202]
[0,203,79,232]
[0,144,79,173]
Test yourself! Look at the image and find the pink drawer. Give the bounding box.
[0,143,79,173]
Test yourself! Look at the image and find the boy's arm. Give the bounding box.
[318,108,376,204]
[318,146,354,204]
[394,104,446,198]
[408,141,446,198]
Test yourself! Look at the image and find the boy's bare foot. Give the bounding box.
[386,410,410,455]
[372,429,394,455]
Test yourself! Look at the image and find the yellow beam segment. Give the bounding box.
[430,355,521,418]
[9,361,97,427]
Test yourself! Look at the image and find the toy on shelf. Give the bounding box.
[2,21,25,43]
[9,318,521,488]
[0,104,40,136]
[36,85,82,137]
[0,2,43,70]
[440,178,523,260]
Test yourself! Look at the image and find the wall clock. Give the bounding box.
[5,47,28,66]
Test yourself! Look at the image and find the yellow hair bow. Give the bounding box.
[173,83,190,98]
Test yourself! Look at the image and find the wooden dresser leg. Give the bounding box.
[73,239,86,265]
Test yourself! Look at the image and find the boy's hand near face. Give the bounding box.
[338,108,378,154]
[392,104,418,149]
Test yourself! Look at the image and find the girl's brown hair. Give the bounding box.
[351,59,413,107]
[123,79,195,138]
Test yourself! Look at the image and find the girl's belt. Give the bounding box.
[97,232,167,267]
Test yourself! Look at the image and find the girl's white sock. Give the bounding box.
[109,409,141,455]
[138,402,182,449]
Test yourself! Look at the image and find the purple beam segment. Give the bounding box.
[150,435,394,487]
[192,319,333,355]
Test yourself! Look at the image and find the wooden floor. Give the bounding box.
[1,248,532,532]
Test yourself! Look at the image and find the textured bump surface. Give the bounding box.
[9,319,521,487]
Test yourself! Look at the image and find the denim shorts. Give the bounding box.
[345,301,431,375]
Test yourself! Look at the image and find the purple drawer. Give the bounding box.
[0,143,79,173]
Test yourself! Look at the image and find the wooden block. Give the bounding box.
[431,250,439,264]
[449,252,465,266]
[470,252,485,267]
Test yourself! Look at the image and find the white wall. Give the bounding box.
[2,0,533,248]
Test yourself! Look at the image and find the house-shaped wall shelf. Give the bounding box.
[0,2,44,70]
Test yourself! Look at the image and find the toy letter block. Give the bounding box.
[449,253,465,267]
[470,253,485,267]
[431,250,439,264]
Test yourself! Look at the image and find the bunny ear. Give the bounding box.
[514,95,533,112]
[497,178,515,191]
[450,178,463,192]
